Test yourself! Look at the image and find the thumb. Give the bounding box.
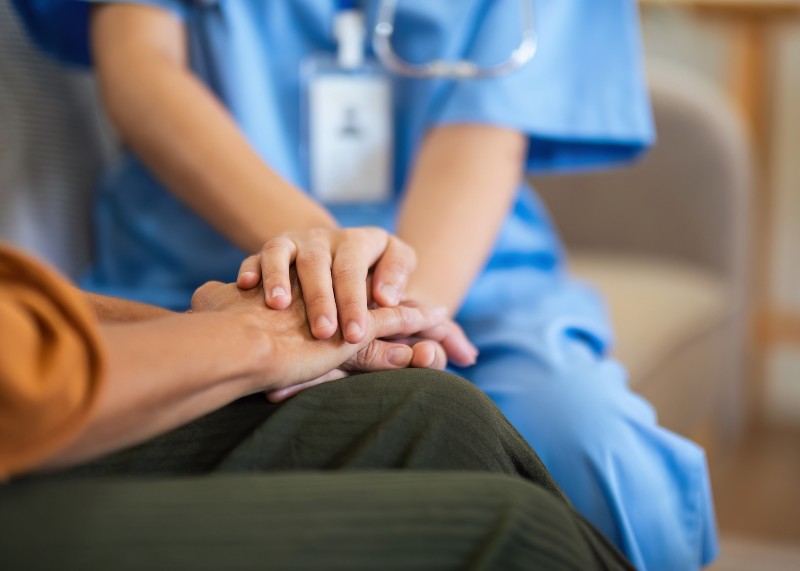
[343,340,415,373]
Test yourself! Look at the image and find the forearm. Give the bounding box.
[42,291,455,469]
[91,5,337,253]
[82,291,175,323]
[396,125,527,314]
[43,311,268,469]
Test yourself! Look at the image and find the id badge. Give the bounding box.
[304,57,393,204]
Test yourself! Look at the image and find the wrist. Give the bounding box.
[179,310,275,395]
[251,195,339,251]
[225,311,276,393]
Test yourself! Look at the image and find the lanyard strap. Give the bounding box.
[334,1,366,68]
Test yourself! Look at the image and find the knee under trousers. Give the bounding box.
[0,369,633,571]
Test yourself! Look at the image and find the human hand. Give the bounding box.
[236,227,415,344]
[191,277,449,402]
[382,301,477,368]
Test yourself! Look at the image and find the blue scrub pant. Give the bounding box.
[451,268,719,571]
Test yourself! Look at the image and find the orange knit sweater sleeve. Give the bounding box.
[0,244,106,480]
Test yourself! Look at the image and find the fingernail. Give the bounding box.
[379,283,400,305]
[270,287,287,300]
[345,320,362,339]
[240,271,257,281]
[316,315,333,331]
[388,346,412,367]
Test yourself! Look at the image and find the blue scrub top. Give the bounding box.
[12,0,655,311]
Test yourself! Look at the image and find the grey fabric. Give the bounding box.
[0,0,115,279]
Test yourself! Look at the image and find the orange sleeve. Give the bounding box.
[0,245,106,479]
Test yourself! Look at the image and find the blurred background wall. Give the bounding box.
[640,2,800,568]
[642,0,800,428]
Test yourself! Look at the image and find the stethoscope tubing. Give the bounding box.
[372,0,537,79]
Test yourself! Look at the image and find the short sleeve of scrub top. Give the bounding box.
[9,0,187,66]
[78,0,188,18]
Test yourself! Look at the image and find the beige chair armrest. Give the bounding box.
[531,59,752,285]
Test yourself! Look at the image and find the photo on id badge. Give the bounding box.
[303,54,393,205]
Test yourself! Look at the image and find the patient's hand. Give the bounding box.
[236,227,415,344]
[191,276,449,402]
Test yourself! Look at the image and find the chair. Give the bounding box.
[532,60,752,444]
[0,0,113,279]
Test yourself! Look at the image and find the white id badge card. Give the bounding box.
[307,71,393,204]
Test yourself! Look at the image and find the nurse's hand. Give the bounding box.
[237,227,416,344]
[381,302,478,368]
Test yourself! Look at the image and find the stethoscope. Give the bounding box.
[359,0,538,79]
[195,0,537,79]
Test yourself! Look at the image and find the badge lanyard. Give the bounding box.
[303,1,393,205]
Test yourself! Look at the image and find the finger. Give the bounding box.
[332,234,377,344]
[296,241,338,340]
[236,255,261,290]
[190,280,225,312]
[409,340,447,370]
[259,237,297,310]
[343,339,415,373]
[372,237,416,307]
[412,321,478,367]
[385,319,478,367]
[266,369,348,403]
[367,304,448,340]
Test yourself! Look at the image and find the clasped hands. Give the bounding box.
[192,227,477,402]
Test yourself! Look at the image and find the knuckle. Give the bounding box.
[262,237,293,256]
[347,226,383,247]
[332,262,361,282]
[239,254,258,269]
[340,227,359,242]
[261,269,284,285]
[308,228,331,243]
[363,225,385,238]
[296,250,330,270]
[395,306,416,331]
[190,287,208,308]
[342,230,370,252]
[358,342,383,368]
[191,281,221,309]
[305,291,333,310]
[338,296,364,313]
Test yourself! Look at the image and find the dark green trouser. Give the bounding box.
[0,369,633,571]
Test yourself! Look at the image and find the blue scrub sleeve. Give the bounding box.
[10,0,188,66]
[424,0,655,173]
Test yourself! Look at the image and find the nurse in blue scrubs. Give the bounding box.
[13,1,718,569]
